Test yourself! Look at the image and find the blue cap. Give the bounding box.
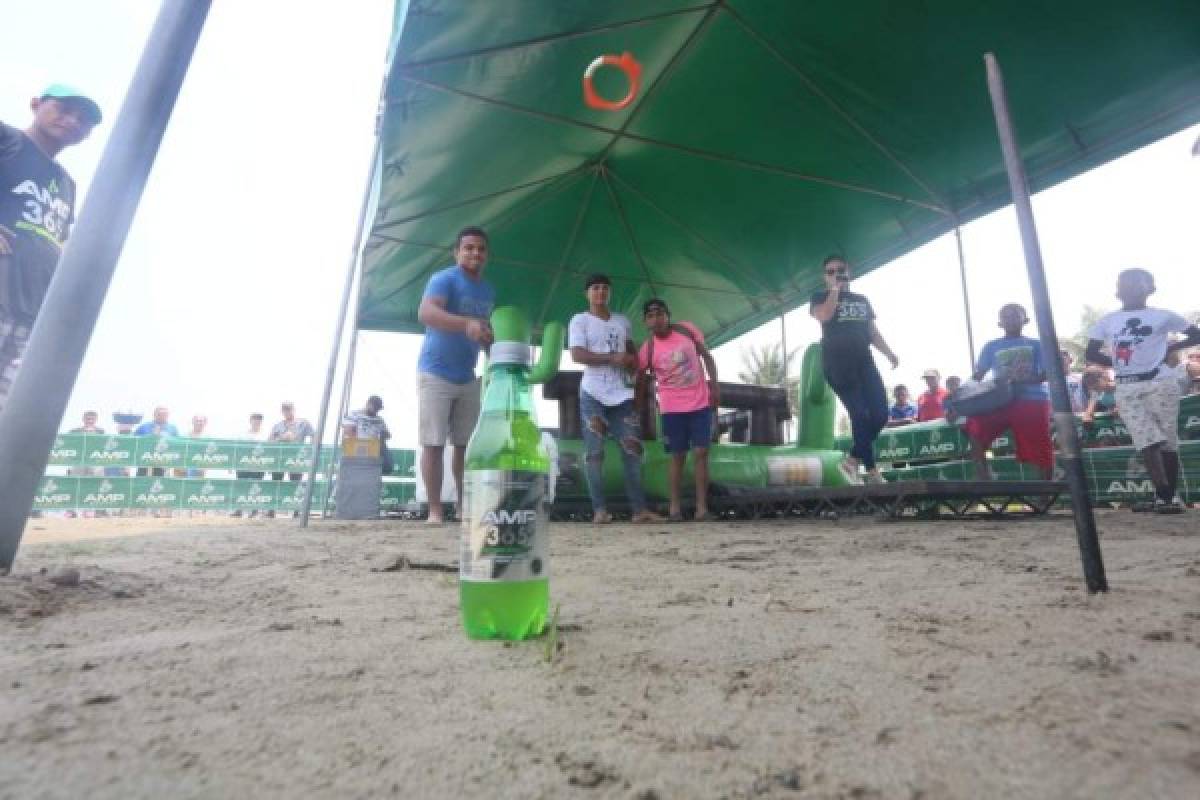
[40,84,102,125]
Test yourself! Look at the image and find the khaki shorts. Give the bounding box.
[418,372,481,447]
[1115,379,1181,452]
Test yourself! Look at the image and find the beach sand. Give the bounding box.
[2,510,1199,799]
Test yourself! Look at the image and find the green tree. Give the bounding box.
[738,343,801,414]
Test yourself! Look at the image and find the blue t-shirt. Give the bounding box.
[975,335,1048,401]
[133,422,180,437]
[889,402,917,421]
[417,265,495,384]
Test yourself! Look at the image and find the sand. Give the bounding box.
[2,510,1199,799]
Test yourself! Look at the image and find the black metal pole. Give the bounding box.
[984,53,1107,593]
[953,225,977,366]
[0,0,212,573]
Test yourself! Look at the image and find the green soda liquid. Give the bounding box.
[461,366,551,641]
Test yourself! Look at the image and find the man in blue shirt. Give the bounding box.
[133,406,180,478]
[962,304,1053,479]
[416,226,495,524]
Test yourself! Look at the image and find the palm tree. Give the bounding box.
[738,343,801,415]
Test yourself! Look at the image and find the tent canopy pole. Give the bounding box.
[953,225,976,368]
[0,0,212,572]
[299,129,382,528]
[984,52,1107,593]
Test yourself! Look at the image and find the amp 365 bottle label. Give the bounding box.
[461,470,548,583]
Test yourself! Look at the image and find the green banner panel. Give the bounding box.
[75,477,133,510]
[185,440,240,471]
[230,480,280,511]
[47,434,86,467]
[33,476,78,510]
[131,477,186,509]
[135,436,188,471]
[81,434,137,468]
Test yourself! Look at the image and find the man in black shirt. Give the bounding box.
[0,85,101,415]
[810,255,900,484]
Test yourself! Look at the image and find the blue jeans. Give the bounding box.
[580,391,646,514]
[826,360,888,469]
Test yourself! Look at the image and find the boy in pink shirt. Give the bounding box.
[636,298,720,521]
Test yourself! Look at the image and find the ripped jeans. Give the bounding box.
[579,391,646,514]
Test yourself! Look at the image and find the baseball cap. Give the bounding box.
[40,84,102,125]
[643,298,669,315]
[584,273,610,290]
[921,368,940,378]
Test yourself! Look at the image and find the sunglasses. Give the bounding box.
[825,268,848,276]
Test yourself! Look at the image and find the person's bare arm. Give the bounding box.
[869,323,899,369]
[697,344,720,409]
[1166,325,1200,354]
[417,295,493,345]
[570,346,632,368]
[810,288,840,323]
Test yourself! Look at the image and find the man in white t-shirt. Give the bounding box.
[568,273,662,524]
[1086,268,1200,513]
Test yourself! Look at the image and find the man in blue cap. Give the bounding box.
[0,85,102,413]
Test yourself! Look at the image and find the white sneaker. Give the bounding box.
[837,457,863,485]
[864,468,887,485]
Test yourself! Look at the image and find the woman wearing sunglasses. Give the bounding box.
[809,255,900,484]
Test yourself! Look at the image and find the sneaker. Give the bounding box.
[864,468,887,485]
[1153,497,1185,515]
[592,510,614,524]
[837,457,864,486]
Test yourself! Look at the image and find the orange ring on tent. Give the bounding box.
[582,52,642,111]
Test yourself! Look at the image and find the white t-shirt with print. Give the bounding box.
[1088,307,1189,379]
[568,311,635,406]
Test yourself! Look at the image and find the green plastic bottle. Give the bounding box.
[460,307,562,640]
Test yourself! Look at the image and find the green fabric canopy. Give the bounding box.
[360,0,1200,345]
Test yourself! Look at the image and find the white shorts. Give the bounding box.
[1115,379,1181,452]
[417,372,481,448]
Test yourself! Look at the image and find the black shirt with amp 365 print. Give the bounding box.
[0,122,77,322]
[809,289,876,377]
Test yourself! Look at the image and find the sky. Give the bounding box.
[2,2,1198,447]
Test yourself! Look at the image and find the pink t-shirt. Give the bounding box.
[638,322,710,413]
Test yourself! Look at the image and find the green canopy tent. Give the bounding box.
[305,1,1200,588]
[357,0,1200,345]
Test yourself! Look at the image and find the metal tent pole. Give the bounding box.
[0,0,212,572]
[322,328,362,517]
[953,225,977,367]
[299,132,382,528]
[779,313,790,442]
[984,52,1107,593]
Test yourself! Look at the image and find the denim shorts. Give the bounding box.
[661,408,713,454]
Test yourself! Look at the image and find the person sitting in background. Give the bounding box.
[945,375,963,394]
[1081,367,1117,423]
[1060,349,1087,412]
[886,384,916,426]
[916,369,948,421]
[343,394,393,473]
